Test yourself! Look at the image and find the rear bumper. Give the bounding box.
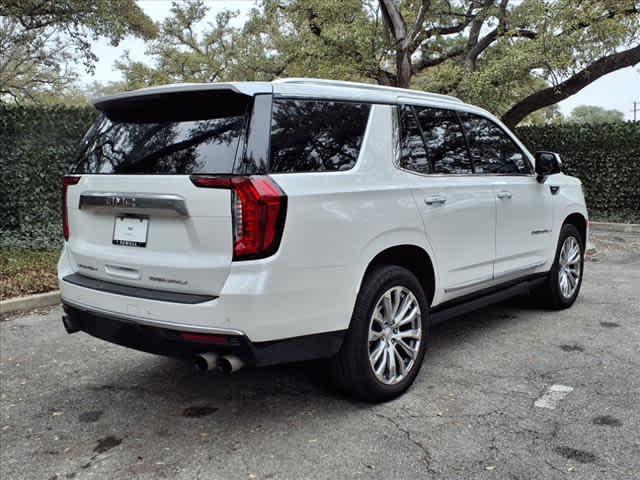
[62,302,345,367]
[58,245,358,342]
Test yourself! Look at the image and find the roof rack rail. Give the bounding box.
[273,77,463,104]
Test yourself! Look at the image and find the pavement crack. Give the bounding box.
[374,412,436,474]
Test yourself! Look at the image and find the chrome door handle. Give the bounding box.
[424,195,446,205]
[497,191,512,200]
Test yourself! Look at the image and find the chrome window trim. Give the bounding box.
[393,104,536,176]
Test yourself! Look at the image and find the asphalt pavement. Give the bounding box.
[1,230,638,479]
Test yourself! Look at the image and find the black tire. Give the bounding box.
[535,224,584,309]
[329,265,429,402]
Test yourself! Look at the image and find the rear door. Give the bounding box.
[458,113,553,278]
[399,105,496,299]
[64,88,269,296]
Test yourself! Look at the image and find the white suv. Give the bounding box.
[59,78,588,401]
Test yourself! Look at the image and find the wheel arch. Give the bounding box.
[360,244,436,307]
[563,212,588,247]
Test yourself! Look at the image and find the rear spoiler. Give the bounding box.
[91,82,273,111]
[91,82,274,122]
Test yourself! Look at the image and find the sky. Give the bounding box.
[81,0,640,120]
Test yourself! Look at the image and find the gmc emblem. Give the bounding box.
[106,196,136,208]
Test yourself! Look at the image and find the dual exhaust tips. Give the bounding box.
[194,352,244,374]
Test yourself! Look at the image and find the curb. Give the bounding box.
[589,221,640,234]
[0,291,60,316]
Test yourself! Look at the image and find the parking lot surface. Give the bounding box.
[1,230,639,479]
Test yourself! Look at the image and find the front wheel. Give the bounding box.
[536,224,584,309]
[329,265,429,402]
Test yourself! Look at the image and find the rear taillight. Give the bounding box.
[191,175,287,260]
[62,175,81,241]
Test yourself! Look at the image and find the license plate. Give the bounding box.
[113,216,148,247]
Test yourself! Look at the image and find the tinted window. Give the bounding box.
[399,106,429,173]
[73,92,250,174]
[415,106,472,174]
[458,113,532,174]
[269,99,370,173]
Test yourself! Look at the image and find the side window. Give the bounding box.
[458,113,532,174]
[269,99,370,173]
[398,105,429,174]
[414,106,472,174]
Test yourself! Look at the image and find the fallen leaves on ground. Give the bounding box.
[0,249,59,300]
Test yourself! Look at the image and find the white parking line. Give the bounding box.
[534,384,574,409]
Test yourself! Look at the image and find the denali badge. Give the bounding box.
[148,276,188,286]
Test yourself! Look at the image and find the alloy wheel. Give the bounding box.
[558,236,582,299]
[368,286,422,385]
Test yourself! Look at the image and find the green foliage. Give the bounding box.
[0,0,156,102]
[567,105,625,124]
[1,107,638,250]
[517,122,640,219]
[113,0,640,126]
[0,105,97,249]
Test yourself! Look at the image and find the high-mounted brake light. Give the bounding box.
[191,175,287,260]
[62,175,81,241]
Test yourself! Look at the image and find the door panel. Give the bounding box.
[493,177,553,277]
[412,177,495,299]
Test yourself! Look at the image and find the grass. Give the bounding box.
[1,249,59,300]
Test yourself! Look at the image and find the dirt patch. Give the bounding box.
[592,415,623,427]
[93,436,122,454]
[600,321,620,328]
[78,411,103,423]
[559,343,585,352]
[553,446,597,463]
[182,405,219,418]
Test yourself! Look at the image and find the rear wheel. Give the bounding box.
[536,224,584,309]
[330,265,429,402]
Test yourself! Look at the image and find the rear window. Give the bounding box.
[269,99,371,173]
[73,91,250,174]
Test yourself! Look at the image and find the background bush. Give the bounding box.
[1,106,638,250]
[517,122,640,221]
[0,105,96,249]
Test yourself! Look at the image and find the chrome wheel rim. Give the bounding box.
[558,236,582,299]
[368,286,422,385]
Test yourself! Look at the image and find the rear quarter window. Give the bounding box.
[269,99,371,173]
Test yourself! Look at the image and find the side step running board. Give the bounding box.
[430,275,547,325]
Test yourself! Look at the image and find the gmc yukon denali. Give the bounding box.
[59,79,588,401]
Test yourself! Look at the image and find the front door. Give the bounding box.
[493,177,553,277]
[457,112,553,279]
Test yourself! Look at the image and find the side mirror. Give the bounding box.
[535,151,562,183]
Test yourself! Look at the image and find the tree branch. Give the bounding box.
[379,0,407,48]
[501,43,640,128]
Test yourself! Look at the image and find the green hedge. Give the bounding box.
[517,123,640,220]
[1,105,639,250]
[0,105,97,249]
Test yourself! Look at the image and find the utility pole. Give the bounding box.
[632,101,639,122]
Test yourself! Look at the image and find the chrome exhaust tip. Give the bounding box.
[217,355,244,374]
[194,352,219,372]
